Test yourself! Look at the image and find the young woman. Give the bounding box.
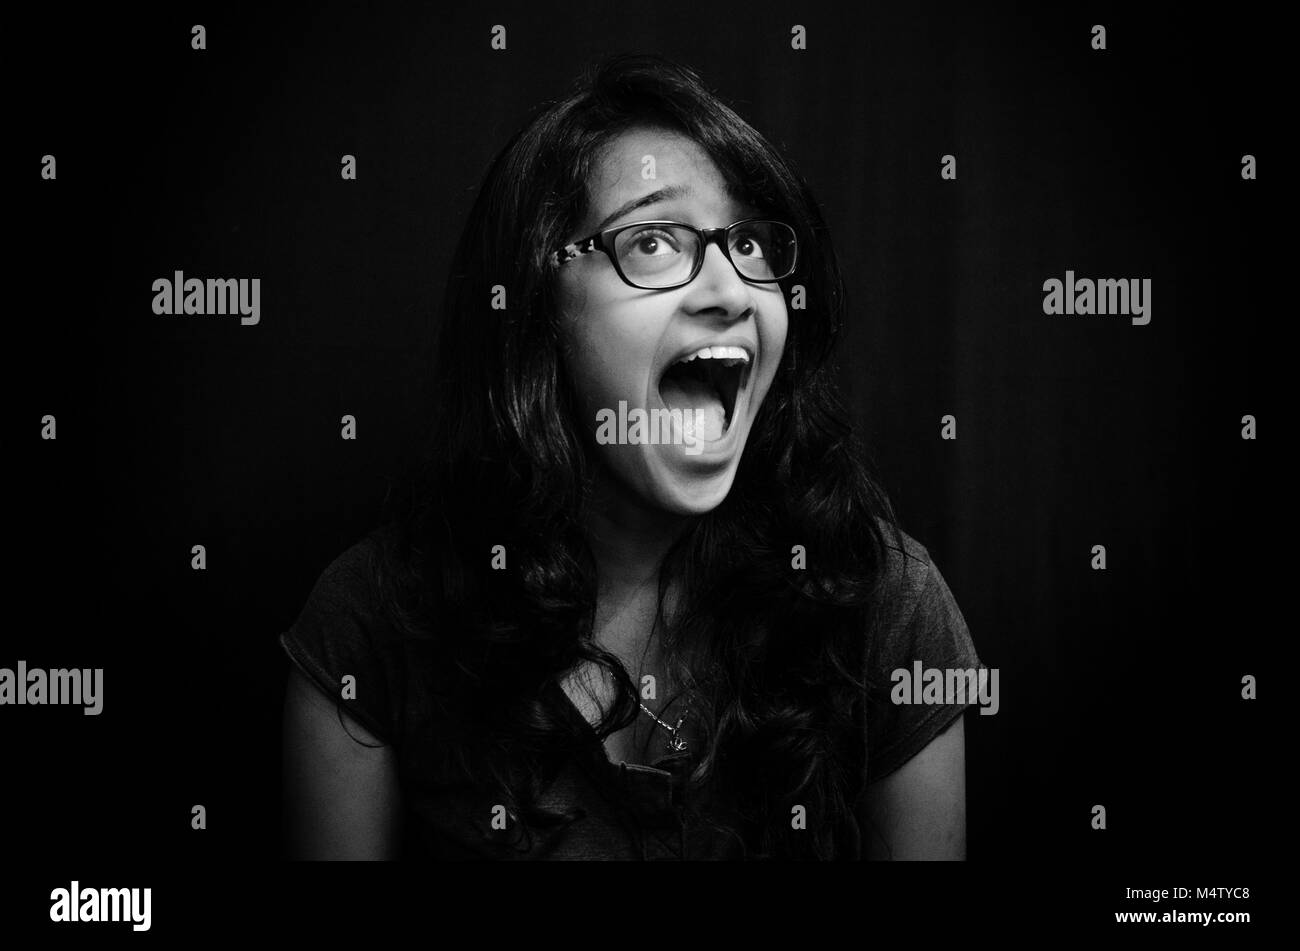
[281,53,982,860]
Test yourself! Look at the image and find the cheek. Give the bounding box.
[558,283,604,403]
[559,296,654,415]
[759,305,790,388]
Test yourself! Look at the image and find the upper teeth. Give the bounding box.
[675,345,750,366]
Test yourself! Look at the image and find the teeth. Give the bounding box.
[675,345,751,366]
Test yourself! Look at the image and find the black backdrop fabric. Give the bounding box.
[9,0,1274,903]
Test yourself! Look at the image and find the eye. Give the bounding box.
[620,227,684,260]
[729,229,769,259]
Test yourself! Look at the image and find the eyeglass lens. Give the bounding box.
[612,221,795,288]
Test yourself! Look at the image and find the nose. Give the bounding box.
[683,239,756,324]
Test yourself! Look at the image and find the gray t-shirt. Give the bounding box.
[280,522,982,859]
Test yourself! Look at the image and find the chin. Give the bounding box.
[647,462,738,515]
[633,439,746,516]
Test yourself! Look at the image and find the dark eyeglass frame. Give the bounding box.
[548,217,799,290]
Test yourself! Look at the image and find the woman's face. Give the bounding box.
[556,126,789,516]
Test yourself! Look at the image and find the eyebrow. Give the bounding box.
[588,180,751,234]
[591,184,691,234]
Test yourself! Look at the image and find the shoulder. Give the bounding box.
[291,524,410,634]
[869,517,974,658]
[873,517,940,607]
[280,526,406,745]
[304,528,389,606]
[868,517,960,644]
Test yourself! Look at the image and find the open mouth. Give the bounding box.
[658,345,751,442]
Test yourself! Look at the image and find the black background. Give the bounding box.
[8,0,1274,912]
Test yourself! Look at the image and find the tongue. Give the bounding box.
[660,375,726,443]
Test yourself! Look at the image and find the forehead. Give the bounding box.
[582,126,749,228]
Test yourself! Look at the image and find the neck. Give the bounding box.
[582,470,692,592]
[580,470,697,700]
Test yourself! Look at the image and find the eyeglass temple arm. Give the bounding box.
[550,236,599,267]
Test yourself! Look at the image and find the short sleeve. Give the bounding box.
[864,533,983,783]
[280,535,400,745]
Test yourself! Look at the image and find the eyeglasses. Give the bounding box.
[549,218,799,290]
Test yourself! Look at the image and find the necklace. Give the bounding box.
[639,700,689,753]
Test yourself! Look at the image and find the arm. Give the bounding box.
[281,666,403,860]
[863,714,967,860]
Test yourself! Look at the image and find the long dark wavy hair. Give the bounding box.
[373,52,905,859]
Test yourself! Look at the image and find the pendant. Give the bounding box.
[667,734,687,753]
